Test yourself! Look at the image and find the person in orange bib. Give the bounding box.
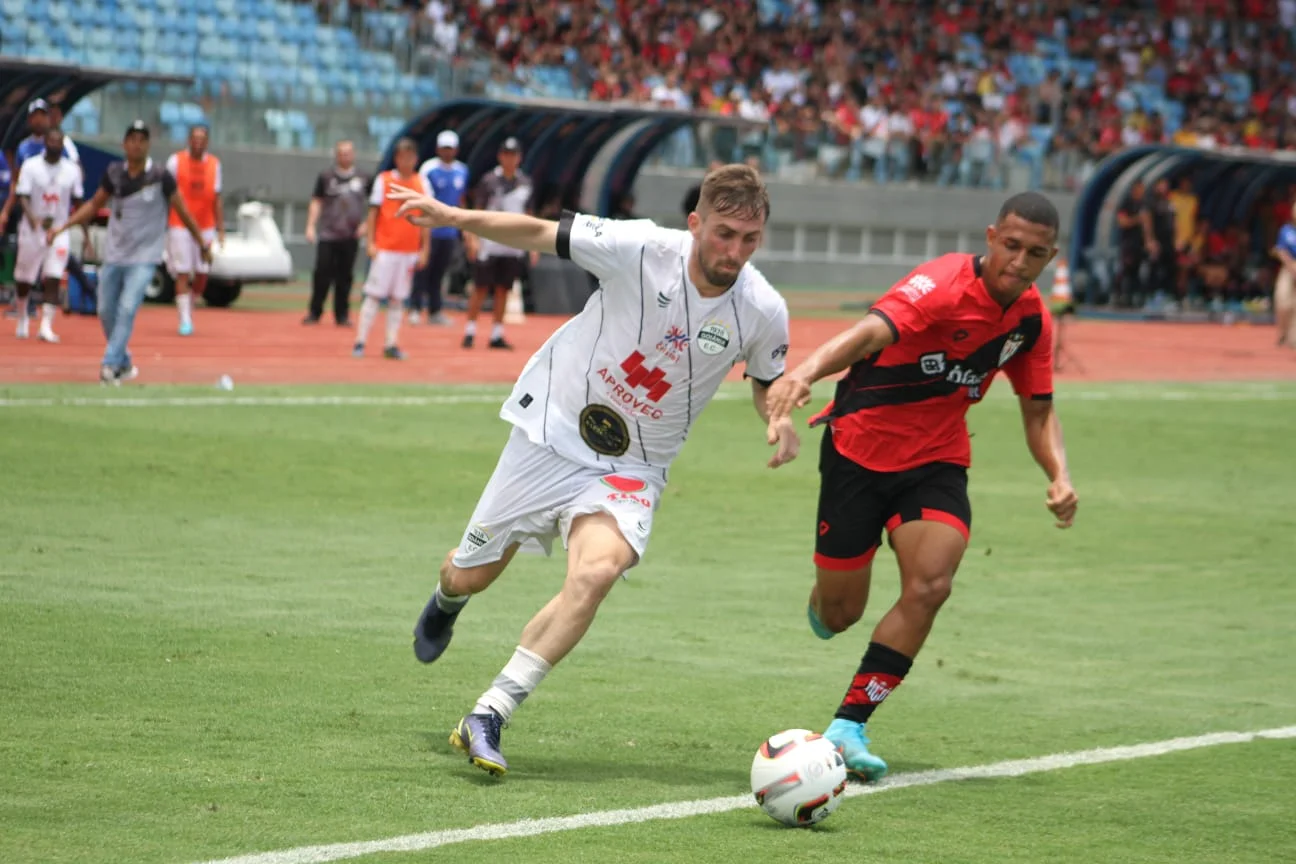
[353,137,430,360]
[166,125,224,336]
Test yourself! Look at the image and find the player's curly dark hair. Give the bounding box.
[998,191,1059,234]
[699,164,771,223]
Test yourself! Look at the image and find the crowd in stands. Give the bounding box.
[339,0,1296,191]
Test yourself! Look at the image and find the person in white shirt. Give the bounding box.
[13,128,83,342]
[390,164,799,777]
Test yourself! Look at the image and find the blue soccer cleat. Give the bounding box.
[825,718,888,782]
[179,320,194,337]
[807,603,836,640]
[450,712,508,776]
[412,592,463,664]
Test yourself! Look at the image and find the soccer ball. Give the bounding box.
[750,729,848,827]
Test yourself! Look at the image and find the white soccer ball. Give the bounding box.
[750,729,849,827]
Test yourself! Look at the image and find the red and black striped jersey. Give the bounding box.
[812,253,1054,473]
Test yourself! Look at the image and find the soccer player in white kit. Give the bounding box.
[389,165,801,776]
[13,128,83,343]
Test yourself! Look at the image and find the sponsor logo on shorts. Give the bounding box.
[579,403,630,456]
[919,352,946,375]
[601,475,647,493]
[462,524,491,552]
[697,322,730,356]
[771,343,789,361]
[606,491,652,508]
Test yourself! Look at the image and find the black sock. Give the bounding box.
[834,641,913,724]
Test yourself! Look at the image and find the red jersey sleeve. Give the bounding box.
[867,268,951,342]
[1004,306,1055,399]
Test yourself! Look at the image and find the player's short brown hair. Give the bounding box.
[698,164,770,223]
[394,136,418,153]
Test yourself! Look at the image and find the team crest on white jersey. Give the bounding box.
[697,322,731,355]
[999,332,1025,366]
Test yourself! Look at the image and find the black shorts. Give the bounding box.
[473,256,524,289]
[814,427,972,571]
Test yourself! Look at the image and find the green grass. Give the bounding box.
[1,380,1294,863]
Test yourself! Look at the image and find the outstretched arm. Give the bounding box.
[388,183,557,256]
[762,312,897,424]
[1020,397,1077,528]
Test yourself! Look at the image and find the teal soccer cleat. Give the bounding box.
[824,718,888,781]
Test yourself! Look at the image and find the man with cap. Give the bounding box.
[50,121,210,384]
[463,136,534,350]
[12,127,84,343]
[0,99,79,236]
[410,129,468,327]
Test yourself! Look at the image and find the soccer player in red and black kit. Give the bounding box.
[764,192,1079,781]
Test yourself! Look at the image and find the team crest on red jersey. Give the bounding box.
[999,332,1025,366]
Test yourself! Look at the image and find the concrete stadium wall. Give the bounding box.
[151,142,1078,293]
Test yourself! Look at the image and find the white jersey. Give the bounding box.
[500,212,791,480]
[15,156,82,234]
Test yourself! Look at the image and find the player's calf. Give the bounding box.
[808,563,873,638]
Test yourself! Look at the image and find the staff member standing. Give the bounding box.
[410,129,468,326]
[463,137,533,351]
[166,124,224,336]
[51,121,210,384]
[304,140,369,327]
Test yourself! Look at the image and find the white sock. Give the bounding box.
[356,296,380,345]
[16,298,29,324]
[464,320,477,338]
[434,585,468,612]
[474,646,552,723]
[384,303,402,348]
[177,293,192,325]
[40,303,56,333]
[491,323,505,341]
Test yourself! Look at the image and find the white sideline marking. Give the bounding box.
[189,724,1296,864]
[2,384,1295,409]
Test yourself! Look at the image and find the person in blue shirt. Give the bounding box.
[1270,200,1296,348]
[410,129,469,326]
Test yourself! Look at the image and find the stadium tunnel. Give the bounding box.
[378,98,762,220]
[1070,144,1296,304]
[1,57,192,184]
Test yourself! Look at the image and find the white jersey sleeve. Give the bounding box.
[165,153,179,178]
[369,172,386,206]
[556,211,657,282]
[740,286,790,384]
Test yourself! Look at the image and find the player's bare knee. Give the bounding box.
[562,561,623,611]
[819,601,863,634]
[441,550,493,595]
[901,571,954,613]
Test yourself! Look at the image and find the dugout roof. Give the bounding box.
[380,97,763,218]
[1070,144,1296,288]
[0,57,191,153]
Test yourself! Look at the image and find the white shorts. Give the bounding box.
[362,250,419,302]
[453,426,663,571]
[166,227,217,277]
[14,228,70,285]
